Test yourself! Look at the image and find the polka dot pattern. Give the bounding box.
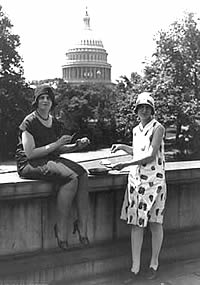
[120,119,167,227]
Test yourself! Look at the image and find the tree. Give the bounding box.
[142,12,200,158]
[0,5,32,160]
[55,82,117,149]
[113,73,157,144]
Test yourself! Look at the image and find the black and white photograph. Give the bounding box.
[0,0,200,284]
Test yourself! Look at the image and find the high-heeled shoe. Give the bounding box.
[54,224,68,250]
[73,220,90,246]
[145,267,158,280]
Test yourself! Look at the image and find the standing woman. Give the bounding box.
[111,92,167,279]
[16,85,90,250]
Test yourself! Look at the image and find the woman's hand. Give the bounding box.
[111,144,133,155]
[111,144,123,153]
[75,137,90,150]
[111,162,126,171]
[56,135,72,147]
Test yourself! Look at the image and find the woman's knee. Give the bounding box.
[69,175,78,188]
[80,171,88,180]
[78,172,88,185]
[149,222,163,232]
[132,225,144,233]
[61,176,78,194]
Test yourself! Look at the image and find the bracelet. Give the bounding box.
[45,145,50,152]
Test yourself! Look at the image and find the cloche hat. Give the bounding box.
[32,85,56,109]
[134,92,155,114]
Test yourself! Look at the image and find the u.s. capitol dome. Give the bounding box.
[62,9,112,84]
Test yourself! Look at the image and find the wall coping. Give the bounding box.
[0,149,200,200]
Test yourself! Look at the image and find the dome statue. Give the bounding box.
[62,8,112,84]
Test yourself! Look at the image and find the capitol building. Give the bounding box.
[62,9,112,84]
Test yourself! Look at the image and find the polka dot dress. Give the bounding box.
[120,119,167,227]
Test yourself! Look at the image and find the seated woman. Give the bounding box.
[15,85,90,250]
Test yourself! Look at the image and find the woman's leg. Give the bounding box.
[149,222,163,270]
[75,172,89,237]
[131,225,144,274]
[20,161,79,242]
[56,176,78,240]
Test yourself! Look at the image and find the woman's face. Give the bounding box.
[137,104,153,120]
[37,94,52,111]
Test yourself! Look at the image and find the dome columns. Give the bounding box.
[62,66,111,82]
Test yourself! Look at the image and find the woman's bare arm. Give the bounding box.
[22,131,72,159]
[112,125,165,170]
[111,144,133,155]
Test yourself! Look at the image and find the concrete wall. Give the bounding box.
[0,161,200,256]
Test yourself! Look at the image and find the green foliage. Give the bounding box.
[141,12,200,159]
[110,12,200,159]
[113,76,137,143]
[54,82,117,149]
[0,5,32,160]
[0,6,24,80]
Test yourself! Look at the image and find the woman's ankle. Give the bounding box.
[149,263,159,271]
[131,263,140,274]
[57,221,68,241]
[77,219,88,236]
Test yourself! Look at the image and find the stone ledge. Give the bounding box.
[0,154,199,262]
[0,159,200,200]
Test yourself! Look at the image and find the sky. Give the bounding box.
[1,0,200,83]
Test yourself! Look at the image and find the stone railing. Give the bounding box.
[0,152,200,257]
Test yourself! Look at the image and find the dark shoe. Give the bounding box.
[131,272,140,279]
[124,271,141,284]
[146,267,158,280]
[73,220,90,246]
[54,224,68,250]
[131,270,142,278]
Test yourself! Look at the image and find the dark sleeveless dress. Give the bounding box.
[15,112,86,184]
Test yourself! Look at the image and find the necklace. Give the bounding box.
[36,110,49,121]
